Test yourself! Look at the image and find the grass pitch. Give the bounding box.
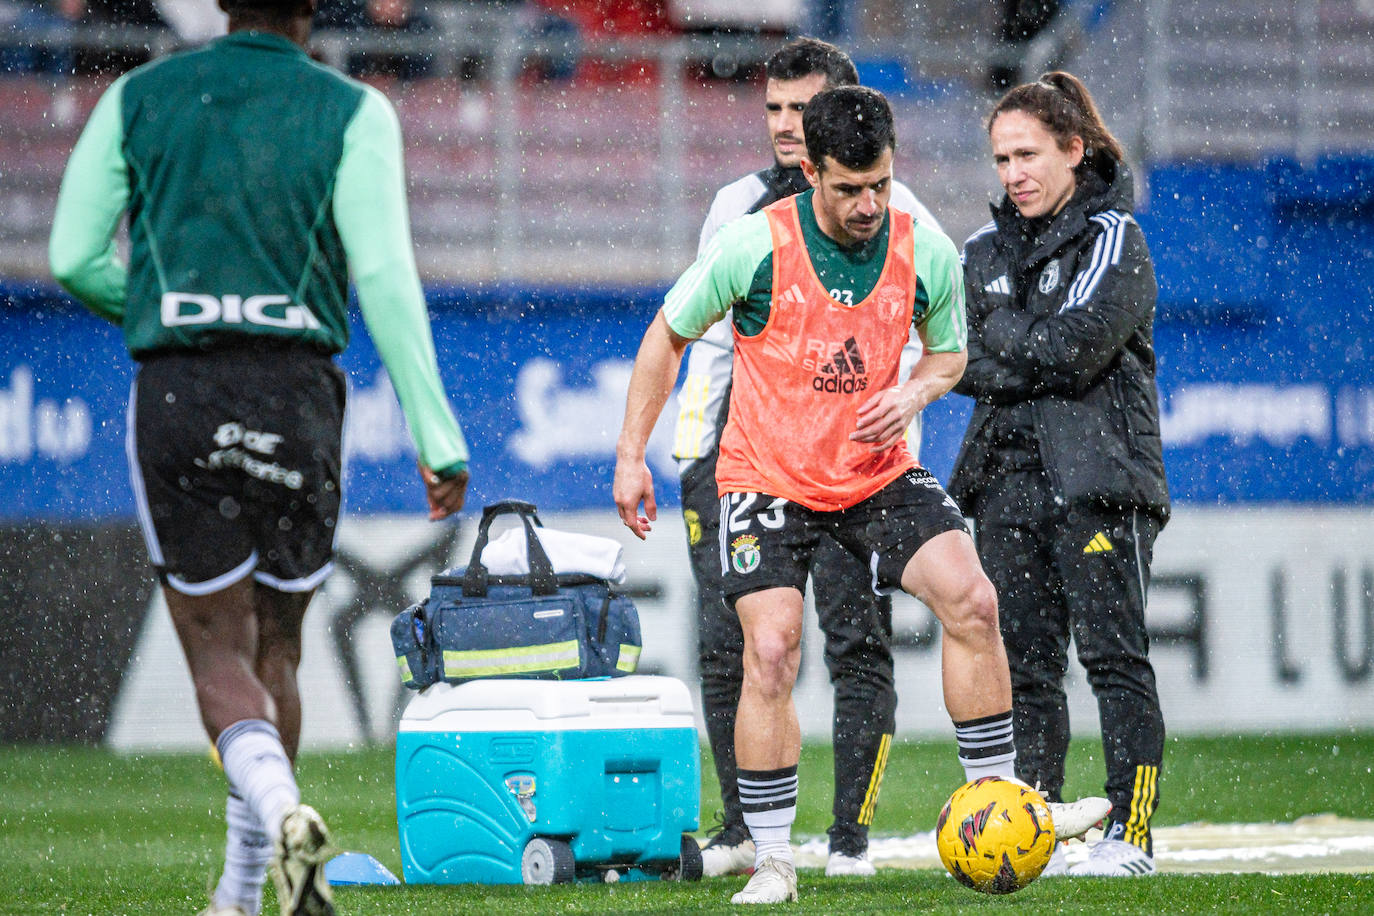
[3,734,1372,914]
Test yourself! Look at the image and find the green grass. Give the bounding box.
[2,734,1372,914]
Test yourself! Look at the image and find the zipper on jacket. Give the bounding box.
[1111,375,1140,456]
[1028,400,1066,497]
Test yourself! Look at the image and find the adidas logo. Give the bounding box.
[1083,532,1115,554]
[778,282,808,306]
[813,337,869,394]
[984,275,1010,295]
[821,336,866,375]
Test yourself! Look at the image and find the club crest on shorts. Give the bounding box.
[730,534,761,574]
[1038,259,1061,294]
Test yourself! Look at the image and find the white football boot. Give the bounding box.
[825,850,876,877]
[271,805,336,916]
[1048,796,1112,841]
[1038,841,1070,877]
[730,856,799,904]
[700,823,757,878]
[1068,838,1156,877]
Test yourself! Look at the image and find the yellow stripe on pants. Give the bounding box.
[857,733,893,827]
[1125,764,1158,847]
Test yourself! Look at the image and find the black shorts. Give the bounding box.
[718,467,970,606]
[128,346,346,595]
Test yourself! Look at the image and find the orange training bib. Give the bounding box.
[715,197,919,511]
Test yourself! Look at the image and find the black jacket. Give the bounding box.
[949,154,1170,522]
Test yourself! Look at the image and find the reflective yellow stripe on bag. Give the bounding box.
[442,640,581,678]
[396,656,414,684]
[616,644,642,673]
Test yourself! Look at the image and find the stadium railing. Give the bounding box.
[2,0,1372,286]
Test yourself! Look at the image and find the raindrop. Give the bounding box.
[710,53,737,79]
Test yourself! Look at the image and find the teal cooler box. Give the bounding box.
[396,675,702,884]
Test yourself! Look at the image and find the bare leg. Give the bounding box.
[729,586,805,902]
[167,576,317,913]
[165,577,316,756]
[900,529,1012,721]
[165,577,276,742]
[733,587,805,770]
[254,586,314,762]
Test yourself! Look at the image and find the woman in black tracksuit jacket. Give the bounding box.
[950,71,1170,878]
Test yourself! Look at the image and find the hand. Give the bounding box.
[612,455,656,540]
[966,296,993,327]
[419,461,468,521]
[850,384,918,452]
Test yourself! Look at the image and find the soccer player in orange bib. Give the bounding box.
[614,86,1105,904]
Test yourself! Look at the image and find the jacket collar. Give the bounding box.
[216,31,310,58]
[763,163,814,199]
[990,153,1136,267]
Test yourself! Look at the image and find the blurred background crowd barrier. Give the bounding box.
[3,0,1372,281]
[2,0,1373,747]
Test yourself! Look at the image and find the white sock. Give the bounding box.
[961,755,1017,781]
[748,822,794,866]
[953,712,1017,782]
[217,719,300,844]
[738,766,797,867]
[212,793,271,916]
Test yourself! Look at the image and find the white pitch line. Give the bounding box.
[787,817,1374,874]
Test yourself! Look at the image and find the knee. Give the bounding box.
[1011,668,1068,699]
[941,577,1001,645]
[743,629,801,697]
[825,637,894,694]
[256,619,303,669]
[1081,655,1158,697]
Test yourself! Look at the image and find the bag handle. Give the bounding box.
[462,500,559,597]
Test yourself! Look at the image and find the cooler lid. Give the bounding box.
[398,675,697,733]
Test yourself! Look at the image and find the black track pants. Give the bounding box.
[973,468,1164,849]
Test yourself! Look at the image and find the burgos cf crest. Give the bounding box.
[1038,259,1061,294]
[730,534,762,574]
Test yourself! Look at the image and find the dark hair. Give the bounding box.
[217,0,311,16]
[801,85,895,172]
[987,70,1125,165]
[764,37,859,89]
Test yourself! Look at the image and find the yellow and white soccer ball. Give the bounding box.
[935,776,1055,894]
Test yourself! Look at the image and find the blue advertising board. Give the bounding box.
[4,275,1372,522]
[1141,157,1374,503]
[0,284,678,520]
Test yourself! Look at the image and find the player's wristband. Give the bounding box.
[432,460,467,481]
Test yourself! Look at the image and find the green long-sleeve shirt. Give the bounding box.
[663,190,966,351]
[49,31,467,475]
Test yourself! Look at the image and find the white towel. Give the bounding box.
[480,525,627,584]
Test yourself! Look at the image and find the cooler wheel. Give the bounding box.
[521,837,575,885]
[663,833,704,882]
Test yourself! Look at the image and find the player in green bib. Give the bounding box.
[49,0,467,913]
